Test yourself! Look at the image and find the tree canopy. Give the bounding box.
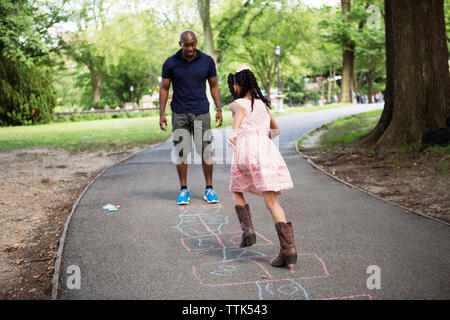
[2,0,449,147]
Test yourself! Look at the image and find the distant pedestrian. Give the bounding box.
[226,66,297,269]
[320,96,325,106]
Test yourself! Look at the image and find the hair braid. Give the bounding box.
[228,69,272,112]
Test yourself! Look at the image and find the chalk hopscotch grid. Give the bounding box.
[172,203,373,300]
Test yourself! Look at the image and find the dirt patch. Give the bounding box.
[299,131,450,224]
[0,146,145,299]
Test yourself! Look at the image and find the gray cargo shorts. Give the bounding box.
[171,112,212,161]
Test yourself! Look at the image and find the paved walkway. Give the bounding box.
[59,103,450,300]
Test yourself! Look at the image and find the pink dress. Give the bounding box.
[229,98,294,196]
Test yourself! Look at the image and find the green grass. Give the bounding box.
[436,164,449,174]
[0,102,355,153]
[428,145,450,155]
[0,117,172,152]
[318,110,383,147]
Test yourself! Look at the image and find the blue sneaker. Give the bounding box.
[204,188,219,204]
[177,188,190,205]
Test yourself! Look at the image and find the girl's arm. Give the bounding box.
[227,101,246,147]
[267,108,280,139]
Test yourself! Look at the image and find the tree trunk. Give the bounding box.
[367,69,375,103]
[333,67,337,94]
[197,0,220,63]
[360,0,450,150]
[353,73,362,95]
[88,62,103,105]
[320,74,325,99]
[340,0,355,103]
[327,67,332,103]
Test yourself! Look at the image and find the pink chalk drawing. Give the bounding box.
[178,204,223,211]
[180,231,274,254]
[192,253,330,287]
[319,294,373,300]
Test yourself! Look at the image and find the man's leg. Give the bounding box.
[172,112,193,204]
[176,162,188,187]
[195,112,219,203]
[194,112,214,187]
[172,112,192,185]
[201,159,213,187]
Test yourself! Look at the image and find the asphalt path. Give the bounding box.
[59,103,450,300]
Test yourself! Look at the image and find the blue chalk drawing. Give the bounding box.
[222,248,267,262]
[256,280,309,300]
[210,264,236,277]
[173,206,228,237]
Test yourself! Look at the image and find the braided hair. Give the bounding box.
[227,69,271,112]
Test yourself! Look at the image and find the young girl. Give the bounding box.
[227,66,297,269]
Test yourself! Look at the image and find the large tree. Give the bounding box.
[197,0,219,62]
[340,0,355,103]
[196,0,256,64]
[60,0,109,106]
[360,0,450,150]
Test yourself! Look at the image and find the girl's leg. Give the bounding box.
[232,192,256,247]
[232,192,246,207]
[263,191,287,223]
[263,191,297,268]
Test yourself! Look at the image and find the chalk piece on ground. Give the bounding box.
[103,204,119,212]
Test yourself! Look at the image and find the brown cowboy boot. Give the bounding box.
[235,204,256,248]
[270,221,297,268]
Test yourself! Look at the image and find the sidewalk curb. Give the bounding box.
[294,126,450,228]
[51,141,167,300]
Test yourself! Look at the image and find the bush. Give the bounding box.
[0,56,56,126]
[58,115,70,122]
[70,114,81,122]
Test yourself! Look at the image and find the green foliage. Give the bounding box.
[318,0,386,96]
[2,0,389,128]
[0,56,56,126]
[366,150,378,157]
[215,0,316,100]
[0,0,68,126]
[0,0,68,66]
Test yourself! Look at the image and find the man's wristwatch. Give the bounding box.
[216,107,222,112]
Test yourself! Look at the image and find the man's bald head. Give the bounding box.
[180,31,197,43]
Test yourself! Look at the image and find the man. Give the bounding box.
[159,31,223,205]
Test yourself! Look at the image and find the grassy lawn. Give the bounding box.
[0,103,354,152]
[298,109,450,157]
[0,117,172,152]
[318,109,383,147]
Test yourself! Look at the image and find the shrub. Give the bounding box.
[70,114,81,122]
[0,56,56,126]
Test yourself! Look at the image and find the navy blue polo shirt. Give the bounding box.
[161,49,217,114]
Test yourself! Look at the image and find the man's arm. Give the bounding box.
[159,78,171,131]
[208,76,222,127]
